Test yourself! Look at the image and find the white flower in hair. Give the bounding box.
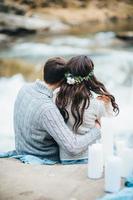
[65,70,94,85]
[67,77,75,85]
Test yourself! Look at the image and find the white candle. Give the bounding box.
[101,118,114,163]
[121,147,133,177]
[127,134,133,148]
[115,140,126,176]
[105,156,122,193]
[88,143,103,179]
[116,140,126,158]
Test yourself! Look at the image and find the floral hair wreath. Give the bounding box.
[65,70,94,85]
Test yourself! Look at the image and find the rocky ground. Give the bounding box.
[0,58,41,80]
[0,0,133,79]
[0,0,133,38]
[0,158,104,200]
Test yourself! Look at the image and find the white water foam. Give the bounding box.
[0,75,25,151]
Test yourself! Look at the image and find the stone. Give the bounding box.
[0,33,10,47]
[0,13,69,36]
[116,31,133,41]
[0,159,104,200]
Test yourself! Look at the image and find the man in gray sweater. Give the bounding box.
[14,57,101,162]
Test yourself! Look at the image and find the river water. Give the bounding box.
[0,31,133,151]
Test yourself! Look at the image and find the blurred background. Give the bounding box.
[0,0,133,151]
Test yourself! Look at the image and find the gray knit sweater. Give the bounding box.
[14,80,101,161]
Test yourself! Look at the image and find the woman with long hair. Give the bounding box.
[55,55,119,164]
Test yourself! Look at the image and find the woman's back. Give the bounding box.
[59,96,113,163]
[55,55,119,163]
[66,96,113,134]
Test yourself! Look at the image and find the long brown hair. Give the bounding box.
[56,55,119,132]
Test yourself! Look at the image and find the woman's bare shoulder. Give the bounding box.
[96,95,111,104]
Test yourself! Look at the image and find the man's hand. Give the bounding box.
[95,119,101,129]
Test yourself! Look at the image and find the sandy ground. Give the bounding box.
[0,158,104,200]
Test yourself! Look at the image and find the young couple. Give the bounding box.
[14,55,119,164]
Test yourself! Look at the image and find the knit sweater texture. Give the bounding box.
[14,80,101,161]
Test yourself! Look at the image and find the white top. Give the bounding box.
[53,93,113,161]
[67,97,113,134]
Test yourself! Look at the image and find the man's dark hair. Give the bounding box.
[43,57,67,84]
